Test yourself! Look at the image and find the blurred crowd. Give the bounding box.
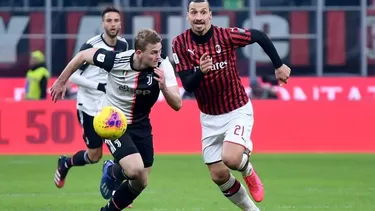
[0,0,371,7]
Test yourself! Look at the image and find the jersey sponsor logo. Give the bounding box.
[211,61,228,71]
[193,60,228,72]
[96,53,106,62]
[119,85,151,95]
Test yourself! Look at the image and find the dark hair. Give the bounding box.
[134,29,162,51]
[101,6,120,19]
[187,0,211,11]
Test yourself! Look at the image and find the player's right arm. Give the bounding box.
[52,48,126,102]
[68,43,106,92]
[55,48,127,84]
[172,37,206,93]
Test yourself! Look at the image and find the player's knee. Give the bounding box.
[222,143,244,170]
[87,149,102,163]
[132,177,148,190]
[209,165,230,185]
[221,153,242,170]
[129,177,148,192]
[122,164,144,180]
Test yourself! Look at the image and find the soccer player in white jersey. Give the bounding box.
[51,29,182,211]
[53,6,128,192]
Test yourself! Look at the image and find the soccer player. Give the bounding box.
[50,28,182,211]
[53,6,128,191]
[172,0,291,210]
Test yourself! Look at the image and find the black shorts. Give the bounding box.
[105,119,154,168]
[76,110,103,149]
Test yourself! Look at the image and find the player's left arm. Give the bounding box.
[56,48,116,84]
[228,27,283,69]
[157,57,182,111]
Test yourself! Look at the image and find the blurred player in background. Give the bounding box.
[53,6,128,193]
[51,28,182,211]
[172,0,291,210]
[24,50,49,100]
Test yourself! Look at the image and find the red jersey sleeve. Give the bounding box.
[172,37,193,73]
[226,27,252,49]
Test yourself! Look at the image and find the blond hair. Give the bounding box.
[134,29,162,51]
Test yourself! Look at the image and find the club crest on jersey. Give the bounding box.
[146,74,153,85]
[215,45,221,53]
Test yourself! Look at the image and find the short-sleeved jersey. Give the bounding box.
[92,49,177,124]
[75,34,128,116]
[172,25,251,115]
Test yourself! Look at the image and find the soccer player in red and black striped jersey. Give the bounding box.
[172,0,291,210]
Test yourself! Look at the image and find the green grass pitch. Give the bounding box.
[0,154,374,210]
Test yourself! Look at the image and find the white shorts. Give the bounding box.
[200,101,254,164]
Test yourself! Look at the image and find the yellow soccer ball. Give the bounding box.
[93,106,127,140]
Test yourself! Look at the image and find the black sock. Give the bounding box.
[108,163,130,180]
[66,150,91,168]
[104,181,140,210]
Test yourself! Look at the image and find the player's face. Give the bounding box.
[187,2,212,35]
[139,43,162,68]
[102,12,121,38]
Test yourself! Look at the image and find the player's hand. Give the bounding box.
[199,53,212,74]
[275,64,291,86]
[50,79,67,103]
[154,67,166,90]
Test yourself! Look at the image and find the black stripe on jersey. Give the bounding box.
[222,28,240,110]
[203,36,218,114]
[114,58,131,65]
[213,27,229,114]
[114,56,131,64]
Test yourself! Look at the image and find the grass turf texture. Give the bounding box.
[0,154,374,211]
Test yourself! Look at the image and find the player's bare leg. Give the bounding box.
[222,142,264,203]
[100,153,148,210]
[54,147,102,188]
[208,161,260,211]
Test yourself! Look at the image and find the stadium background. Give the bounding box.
[0,0,374,210]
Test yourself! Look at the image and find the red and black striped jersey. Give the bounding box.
[172,25,252,115]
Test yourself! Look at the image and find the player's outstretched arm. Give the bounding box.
[248,29,283,69]
[69,71,106,92]
[51,48,114,102]
[228,27,291,84]
[56,48,100,84]
[228,27,283,69]
[154,58,182,111]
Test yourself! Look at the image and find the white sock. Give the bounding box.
[239,153,253,177]
[219,174,260,211]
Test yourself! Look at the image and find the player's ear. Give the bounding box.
[135,49,142,56]
[209,11,212,20]
[186,12,189,21]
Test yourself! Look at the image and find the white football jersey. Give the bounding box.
[92,49,178,124]
[72,34,128,116]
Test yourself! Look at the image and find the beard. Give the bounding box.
[105,29,119,38]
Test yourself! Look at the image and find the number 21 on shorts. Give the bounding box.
[233,125,245,137]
